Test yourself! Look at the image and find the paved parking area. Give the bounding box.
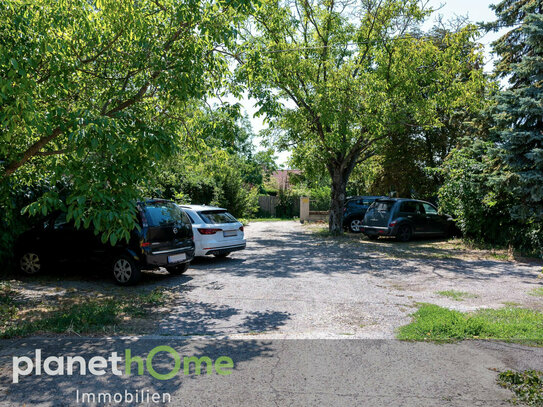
[153,221,543,339]
[2,221,542,406]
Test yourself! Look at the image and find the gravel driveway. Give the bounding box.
[153,221,543,339]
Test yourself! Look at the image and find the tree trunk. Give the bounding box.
[328,166,348,234]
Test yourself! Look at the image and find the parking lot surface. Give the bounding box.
[2,221,543,406]
[155,221,542,339]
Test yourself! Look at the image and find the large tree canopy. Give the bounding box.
[0,0,251,245]
[237,0,486,233]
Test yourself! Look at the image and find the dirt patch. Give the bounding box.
[0,270,187,338]
[304,223,543,264]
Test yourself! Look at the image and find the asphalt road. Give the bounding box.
[1,221,542,406]
[1,337,541,406]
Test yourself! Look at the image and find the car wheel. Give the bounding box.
[112,254,141,285]
[166,263,189,275]
[446,224,459,238]
[349,219,363,233]
[213,252,230,258]
[18,251,43,275]
[396,225,412,242]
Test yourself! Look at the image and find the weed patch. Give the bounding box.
[498,370,543,406]
[436,290,478,301]
[1,287,168,338]
[398,304,543,345]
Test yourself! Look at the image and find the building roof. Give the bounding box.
[271,169,302,190]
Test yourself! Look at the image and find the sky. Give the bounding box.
[237,0,504,167]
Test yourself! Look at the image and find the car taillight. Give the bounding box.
[389,221,397,227]
[239,226,244,232]
[198,228,222,235]
[140,242,151,247]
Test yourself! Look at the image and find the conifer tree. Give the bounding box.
[490,1,543,223]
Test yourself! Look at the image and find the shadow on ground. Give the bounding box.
[0,337,275,406]
[189,224,541,284]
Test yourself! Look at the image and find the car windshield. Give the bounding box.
[198,210,237,224]
[422,203,438,215]
[144,202,187,226]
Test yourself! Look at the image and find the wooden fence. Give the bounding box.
[258,195,301,218]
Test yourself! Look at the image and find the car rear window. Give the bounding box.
[371,201,395,213]
[144,202,188,226]
[198,210,237,224]
[347,198,376,207]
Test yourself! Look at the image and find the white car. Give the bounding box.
[178,205,246,258]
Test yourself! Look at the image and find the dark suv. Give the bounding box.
[15,199,195,285]
[362,198,455,242]
[343,196,383,233]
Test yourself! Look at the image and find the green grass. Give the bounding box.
[0,282,17,323]
[530,287,543,297]
[397,304,543,345]
[3,301,120,338]
[436,290,479,301]
[498,370,543,406]
[1,288,167,339]
[121,289,166,317]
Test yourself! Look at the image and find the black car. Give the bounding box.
[361,198,455,242]
[15,199,195,285]
[343,196,383,233]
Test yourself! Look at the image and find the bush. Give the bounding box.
[439,140,541,256]
[148,155,259,219]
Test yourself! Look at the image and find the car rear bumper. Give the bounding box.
[144,246,195,267]
[362,226,394,237]
[202,242,246,256]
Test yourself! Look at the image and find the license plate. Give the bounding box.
[168,253,186,263]
[223,230,237,237]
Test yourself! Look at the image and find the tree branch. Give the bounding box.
[35,149,69,157]
[2,22,191,179]
[2,127,63,178]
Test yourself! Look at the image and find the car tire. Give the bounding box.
[213,252,230,258]
[446,224,459,238]
[18,250,45,276]
[166,262,189,275]
[112,254,141,285]
[348,218,364,233]
[396,225,413,242]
